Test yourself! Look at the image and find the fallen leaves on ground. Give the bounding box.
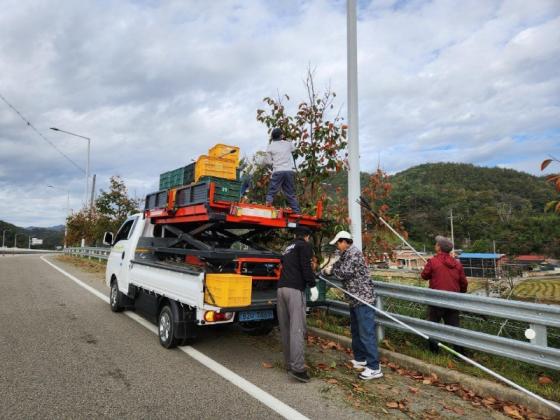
[503,405,524,419]
[382,339,396,352]
[305,335,550,419]
[538,375,553,385]
[326,378,338,385]
[261,362,273,369]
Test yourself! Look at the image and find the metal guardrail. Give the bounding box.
[65,247,560,370]
[325,280,560,371]
[65,247,110,261]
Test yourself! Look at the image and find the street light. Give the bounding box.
[347,0,362,250]
[50,127,91,207]
[48,185,70,249]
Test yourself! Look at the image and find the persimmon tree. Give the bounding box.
[252,70,348,256]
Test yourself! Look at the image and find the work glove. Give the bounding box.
[309,286,319,302]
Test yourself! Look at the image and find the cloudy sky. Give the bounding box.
[1,0,559,227]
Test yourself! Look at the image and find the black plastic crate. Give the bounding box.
[175,182,209,207]
[145,190,168,210]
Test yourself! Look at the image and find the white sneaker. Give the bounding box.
[359,367,383,380]
[350,360,367,370]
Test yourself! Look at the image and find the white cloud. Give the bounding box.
[0,0,559,226]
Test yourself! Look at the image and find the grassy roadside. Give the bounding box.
[56,255,106,277]
[308,309,560,403]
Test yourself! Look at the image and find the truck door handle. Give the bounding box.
[121,251,125,260]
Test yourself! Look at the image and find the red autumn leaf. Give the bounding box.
[538,375,553,385]
[503,405,523,419]
[261,362,273,369]
[541,159,552,171]
[408,386,419,394]
[386,401,399,409]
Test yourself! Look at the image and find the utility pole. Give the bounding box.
[347,0,362,250]
[493,240,498,279]
[449,209,455,250]
[90,174,96,206]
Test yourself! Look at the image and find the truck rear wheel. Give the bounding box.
[110,281,124,312]
[158,305,179,348]
[239,320,274,336]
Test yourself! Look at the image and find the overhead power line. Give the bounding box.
[0,92,85,174]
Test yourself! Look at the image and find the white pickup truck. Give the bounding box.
[104,213,282,348]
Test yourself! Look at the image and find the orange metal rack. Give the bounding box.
[145,181,324,229]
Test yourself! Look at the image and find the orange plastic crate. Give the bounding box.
[195,156,237,181]
[208,144,240,164]
[204,274,252,307]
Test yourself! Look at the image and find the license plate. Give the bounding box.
[238,310,274,322]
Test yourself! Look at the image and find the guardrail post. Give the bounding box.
[376,296,385,343]
[529,323,548,347]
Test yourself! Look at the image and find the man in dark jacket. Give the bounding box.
[326,231,382,381]
[421,235,468,353]
[277,227,318,382]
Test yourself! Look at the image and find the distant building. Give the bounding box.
[512,255,546,270]
[391,249,432,270]
[458,252,506,278]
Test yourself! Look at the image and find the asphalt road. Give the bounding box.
[0,254,368,419]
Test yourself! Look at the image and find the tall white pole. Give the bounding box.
[347,0,362,250]
[2,230,6,248]
[86,138,91,207]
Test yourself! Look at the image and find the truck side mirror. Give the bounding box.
[103,232,114,246]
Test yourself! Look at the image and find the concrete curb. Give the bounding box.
[308,326,558,418]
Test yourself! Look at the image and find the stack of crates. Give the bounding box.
[194,144,240,182]
[153,144,242,208]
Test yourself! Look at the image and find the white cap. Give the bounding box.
[329,230,352,245]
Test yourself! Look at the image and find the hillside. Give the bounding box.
[325,163,560,256]
[0,220,64,249]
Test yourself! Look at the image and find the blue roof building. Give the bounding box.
[458,252,505,278]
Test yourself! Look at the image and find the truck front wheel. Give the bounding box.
[158,305,179,348]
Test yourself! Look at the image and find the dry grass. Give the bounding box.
[56,255,106,275]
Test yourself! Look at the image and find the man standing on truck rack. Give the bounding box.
[264,128,301,214]
[421,235,468,354]
[277,226,319,383]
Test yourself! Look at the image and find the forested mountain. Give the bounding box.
[0,220,64,249]
[325,163,560,257]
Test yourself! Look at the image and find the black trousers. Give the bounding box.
[427,306,464,354]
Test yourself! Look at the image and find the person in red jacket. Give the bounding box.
[421,235,468,353]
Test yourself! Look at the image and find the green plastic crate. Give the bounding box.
[199,176,241,203]
[159,164,195,190]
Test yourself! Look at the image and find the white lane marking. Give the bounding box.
[40,256,309,420]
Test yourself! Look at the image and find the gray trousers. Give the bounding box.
[276,287,307,372]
